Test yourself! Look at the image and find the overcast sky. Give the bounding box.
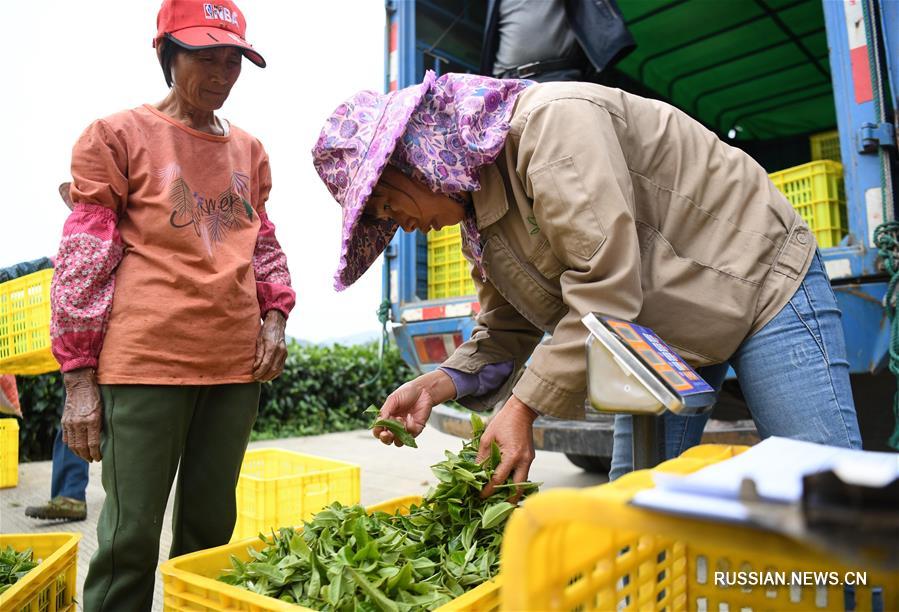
[2,0,386,343]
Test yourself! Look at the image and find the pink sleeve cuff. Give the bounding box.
[50,203,123,371]
[256,282,296,318]
[52,336,101,373]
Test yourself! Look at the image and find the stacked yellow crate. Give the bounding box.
[231,449,360,541]
[810,129,841,163]
[427,225,475,299]
[769,160,847,248]
[0,533,81,611]
[0,269,59,375]
[0,418,18,488]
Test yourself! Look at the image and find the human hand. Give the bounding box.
[373,370,456,447]
[62,368,103,462]
[476,394,537,500]
[253,310,288,382]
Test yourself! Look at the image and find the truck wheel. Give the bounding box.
[565,453,611,474]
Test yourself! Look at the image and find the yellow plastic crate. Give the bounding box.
[0,417,19,488]
[428,225,476,299]
[501,445,898,611]
[0,532,81,612]
[769,160,847,248]
[232,449,361,541]
[162,495,501,611]
[0,269,59,375]
[810,129,841,163]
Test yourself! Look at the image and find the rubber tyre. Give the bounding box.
[565,453,611,474]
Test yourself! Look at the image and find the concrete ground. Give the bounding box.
[1,426,606,611]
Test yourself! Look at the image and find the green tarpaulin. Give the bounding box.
[615,0,836,140]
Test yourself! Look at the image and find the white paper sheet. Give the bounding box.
[631,437,899,520]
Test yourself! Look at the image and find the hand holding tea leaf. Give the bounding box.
[476,394,538,500]
[365,405,418,448]
[368,370,455,447]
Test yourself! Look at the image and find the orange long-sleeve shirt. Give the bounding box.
[51,104,294,384]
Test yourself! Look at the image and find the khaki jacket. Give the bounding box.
[442,82,814,420]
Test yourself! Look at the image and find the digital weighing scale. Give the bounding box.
[582,313,718,469]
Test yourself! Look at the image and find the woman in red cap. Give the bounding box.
[50,1,293,609]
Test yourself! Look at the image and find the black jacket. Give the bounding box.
[480,0,635,77]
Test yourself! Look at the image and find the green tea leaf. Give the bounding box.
[481,502,516,530]
[451,466,477,482]
[352,540,380,563]
[289,532,309,559]
[353,517,370,549]
[461,522,478,551]
[366,405,417,447]
[326,568,345,605]
[386,562,414,593]
[371,418,418,448]
[307,564,321,599]
[406,591,453,608]
[489,441,502,469]
[409,557,438,572]
[470,413,485,438]
[248,562,286,586]
[430,465,453,483]
[346,567,399,612]
[446,502,463,524]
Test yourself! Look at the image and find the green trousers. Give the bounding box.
[83,383,260,612]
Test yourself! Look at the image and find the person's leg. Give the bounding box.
[26,409,90,521]
[730,251,861,448]
[51,425,89,501]
[169,383,260,557]
[83,385,196,612]
[608,363,729,480]
[662,362,731,458]
[608,414,634,481]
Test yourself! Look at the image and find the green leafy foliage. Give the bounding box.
[12,341,413,461]
[0,546,39,595]
[254,341,413,441]
[220,414,540,610]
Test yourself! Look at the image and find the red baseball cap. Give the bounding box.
[154,0,265,68]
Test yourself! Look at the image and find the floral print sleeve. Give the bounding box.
[51,120,128,372]
[252,154,295,318]
[50,205,124,371]
[254,211,295,317]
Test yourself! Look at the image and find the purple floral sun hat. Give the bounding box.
[312,71,437,291]
[313,70,532,291]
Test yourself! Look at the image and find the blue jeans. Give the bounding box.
[51,425,89,501]
[610,251,862,480]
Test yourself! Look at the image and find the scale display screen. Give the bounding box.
[603,318,714,397]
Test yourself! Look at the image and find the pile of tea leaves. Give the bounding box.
[219,413,538,610]
[0,546,39,595]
